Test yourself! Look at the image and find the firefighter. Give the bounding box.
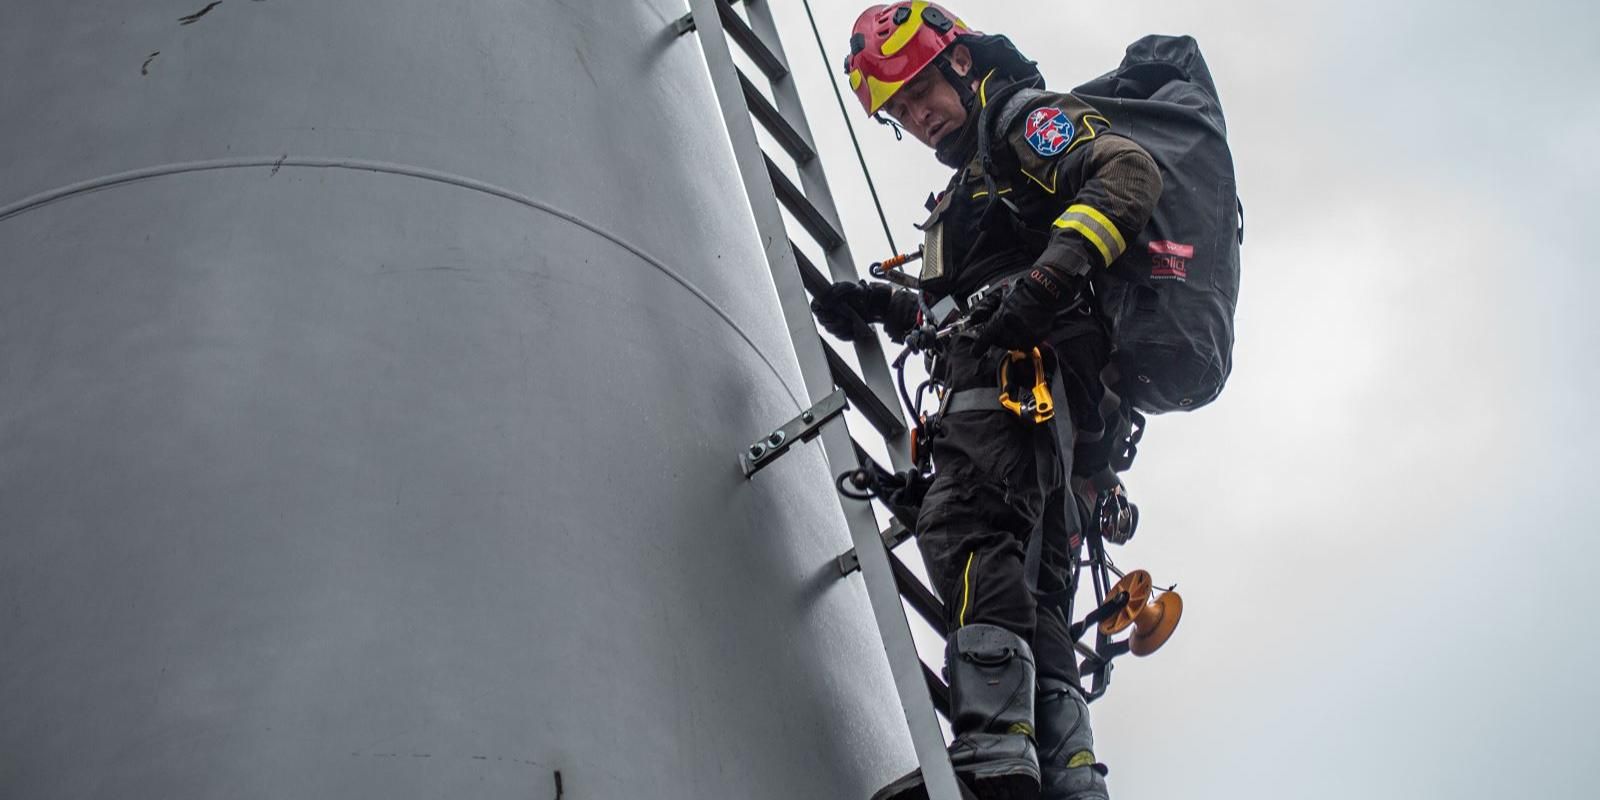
[812,4,1164,799]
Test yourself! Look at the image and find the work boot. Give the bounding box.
[873,624,1041,800]
[1035,679,1109,800]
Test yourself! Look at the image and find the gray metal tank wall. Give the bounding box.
[0,2,913,797]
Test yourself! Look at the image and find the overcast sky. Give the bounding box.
[757,2,1600,797]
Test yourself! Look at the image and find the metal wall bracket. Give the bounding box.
[672,0,752,39]
[836,548,861,576]
[689,0,960,793]
[740,388,848,477]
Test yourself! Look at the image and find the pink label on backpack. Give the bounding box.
[1148,240,1194,280]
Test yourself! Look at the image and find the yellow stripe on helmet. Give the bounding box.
[849,69,863,92]
[880,1,930,57]
[866,75,907,114]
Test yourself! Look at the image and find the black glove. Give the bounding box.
[811,280,919,342]
[973,266,1081,351]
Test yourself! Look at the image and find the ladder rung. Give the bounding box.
[739,69,815,165]
[882,520,914,550]
[716,0,788,81]
[790,242,831,297]
[823,341,904,439]
[889,550,948,637]
[691,1,961,793]
[765,152,845,252]
[922,661,951,718]
[833,523,913,578]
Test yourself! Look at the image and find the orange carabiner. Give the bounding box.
[869,247,925,289]
[997,348,1054,423]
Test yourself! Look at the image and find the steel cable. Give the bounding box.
[800,0,898,255]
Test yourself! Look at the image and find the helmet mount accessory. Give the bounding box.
[920,5,955,34]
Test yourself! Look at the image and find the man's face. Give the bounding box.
[881,46,974,149]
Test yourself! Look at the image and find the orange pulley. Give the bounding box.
[1097,569,1183,656]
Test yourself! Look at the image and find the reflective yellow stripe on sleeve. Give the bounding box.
[1052,204,1127,266]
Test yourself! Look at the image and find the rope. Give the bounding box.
[800,0,898,255]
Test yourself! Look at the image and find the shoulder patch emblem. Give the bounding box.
[1024,107,1075,158]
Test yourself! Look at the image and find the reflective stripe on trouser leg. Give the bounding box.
[959,551,976,626]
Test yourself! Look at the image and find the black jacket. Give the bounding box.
[915,75,1164,305]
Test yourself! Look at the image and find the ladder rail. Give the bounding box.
[685,2,962,798]
[741,0,960,731]
[741,0,912,471]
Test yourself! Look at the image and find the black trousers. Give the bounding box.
[915,315,1113,691]
[915,334,1087,688]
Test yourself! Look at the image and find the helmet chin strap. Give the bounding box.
[934,53,979,113]
[931,52,981,165]
[872,113,905,141]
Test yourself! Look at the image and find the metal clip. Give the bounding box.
[997,348,1053,423]
[1096,485,1138,545]
[964,283,994,310]
[869,246,924,289]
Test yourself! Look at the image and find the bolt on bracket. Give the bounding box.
[740,388,848,478]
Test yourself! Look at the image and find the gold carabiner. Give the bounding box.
[997,348,1054,424]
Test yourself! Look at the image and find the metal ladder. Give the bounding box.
[678,1,967,798]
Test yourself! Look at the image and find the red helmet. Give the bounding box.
[845,2,976,116]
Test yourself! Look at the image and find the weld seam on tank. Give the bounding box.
[0,156,805,409]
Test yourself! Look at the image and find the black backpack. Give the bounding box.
[1072,35,1243,414]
